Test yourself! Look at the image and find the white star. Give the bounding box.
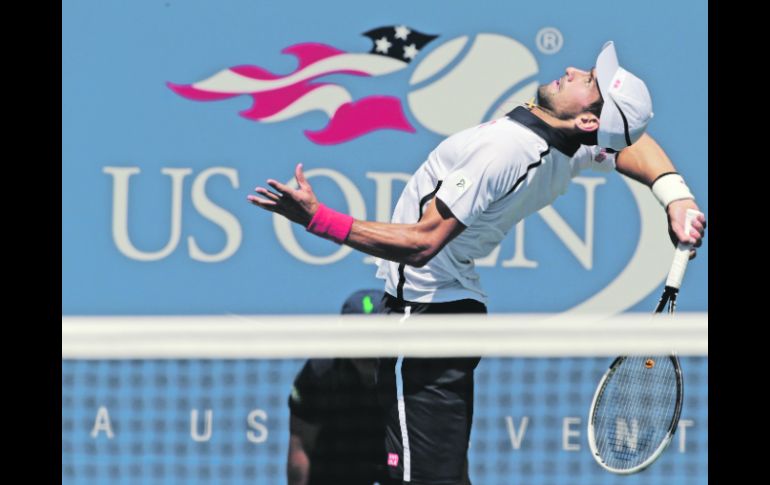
[375,36,392,54]
[402,43,419,60]
[394,25,411,41]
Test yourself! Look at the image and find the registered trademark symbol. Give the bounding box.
[536,27,563,55]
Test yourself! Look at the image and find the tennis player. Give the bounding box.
[251,41,706,485]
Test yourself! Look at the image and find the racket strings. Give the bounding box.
[593,356,679,469]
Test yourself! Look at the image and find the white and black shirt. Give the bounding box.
[375,106,617,304]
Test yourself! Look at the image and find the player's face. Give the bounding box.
[537,67,601,120]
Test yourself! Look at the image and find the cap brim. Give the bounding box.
[596,41,621,149]
[595,41,619,98]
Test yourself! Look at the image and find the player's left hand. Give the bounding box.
[247,163,320,227]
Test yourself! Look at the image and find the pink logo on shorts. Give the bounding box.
[387,453,400,467]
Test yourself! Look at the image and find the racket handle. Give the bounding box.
[664,209,702,289]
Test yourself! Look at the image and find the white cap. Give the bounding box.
[595,41,654,151]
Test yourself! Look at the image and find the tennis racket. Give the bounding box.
[587,208,701,474]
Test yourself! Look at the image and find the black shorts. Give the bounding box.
[376,293,485,485]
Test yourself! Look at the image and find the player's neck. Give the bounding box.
[526,102,566,128]
[525,102,582,142]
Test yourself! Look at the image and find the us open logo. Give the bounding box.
[168,27,540,144]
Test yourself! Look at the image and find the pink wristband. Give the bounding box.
[306,203,354,244]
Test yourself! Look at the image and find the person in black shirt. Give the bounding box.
[287,289,388,485]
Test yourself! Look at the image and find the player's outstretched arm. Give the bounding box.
[248,163,466,267]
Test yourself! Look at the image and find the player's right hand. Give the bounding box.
[666,199,706,259]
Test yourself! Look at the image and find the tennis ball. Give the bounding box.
[408,33,540,135]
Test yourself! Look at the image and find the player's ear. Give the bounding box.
[575,112,599,133]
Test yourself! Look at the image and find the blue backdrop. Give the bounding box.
[62,0,708,315]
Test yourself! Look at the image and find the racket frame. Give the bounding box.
[587,354,684,474]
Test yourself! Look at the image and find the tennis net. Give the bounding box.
[62,313,707,485]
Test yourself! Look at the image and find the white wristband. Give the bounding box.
[651,173,695,208]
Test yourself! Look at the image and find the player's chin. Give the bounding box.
[689,250,697,260]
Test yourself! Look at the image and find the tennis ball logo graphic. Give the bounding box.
[407,34,539,136]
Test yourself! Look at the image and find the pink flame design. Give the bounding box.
[167,42,416,144]
[305,96,416,145]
